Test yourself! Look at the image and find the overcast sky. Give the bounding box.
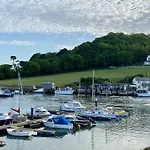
[0,0,150,65]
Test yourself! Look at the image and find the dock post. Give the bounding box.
[95,98,97,110]
[31,106,34,120]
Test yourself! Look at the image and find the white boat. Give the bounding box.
[104,107,128,117]
[79,70,118,121]
[26,107,50,119]
[55,87,74,95]
[60,101,85,112]
[79,110,117,121]
[43,115,73,129]
[137,90,150,97]
[33,88,44,94]
[0,112,12,126]
[7,128,36,137]
[0,89,14,97]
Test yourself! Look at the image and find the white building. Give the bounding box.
[132,77,150,91]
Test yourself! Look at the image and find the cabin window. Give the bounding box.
[47,119,52,122]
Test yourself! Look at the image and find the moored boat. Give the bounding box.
[60,101,85,112]
[104,107,128,117]
[33,88,44,94]
[0,112,12,126]
[55,87,74,95]
[136,90,150,97]
[0,89,14,97]
[26,107,50,119]
[79,110,117,121]
[43,115,73,129]
[7,128,36,137]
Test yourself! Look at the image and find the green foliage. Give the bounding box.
[119,74,145,83]
[0,67,149,86]
[1,32,150,80]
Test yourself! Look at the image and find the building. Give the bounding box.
[132,77,150,91]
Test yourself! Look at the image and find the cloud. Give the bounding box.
[0,0,150,36]
[0,40,36,46]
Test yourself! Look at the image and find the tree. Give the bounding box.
[10,55,17,69]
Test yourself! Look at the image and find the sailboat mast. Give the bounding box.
[78,79,80,101]
[92,70,94,105]
[18,71,23,95]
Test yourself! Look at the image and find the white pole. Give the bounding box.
[92,70,95,106]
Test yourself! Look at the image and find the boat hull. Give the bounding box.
[0,119,12,126]
[137,93,150,97]
[7,128,33,137]
[43,121,73,129]
[55,90,74,95]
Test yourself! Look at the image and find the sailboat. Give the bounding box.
[11,71,27,123]
[79,70,117,121]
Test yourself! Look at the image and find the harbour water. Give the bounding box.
[0,94,150,150]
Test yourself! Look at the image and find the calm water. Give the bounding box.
[0,94,150,150]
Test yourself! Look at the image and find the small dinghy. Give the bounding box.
[7,128,36,137]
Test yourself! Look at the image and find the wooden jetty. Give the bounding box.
[33,128,55,136]
[0,118,45,134]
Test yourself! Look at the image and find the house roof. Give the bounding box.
[134,77,150,81]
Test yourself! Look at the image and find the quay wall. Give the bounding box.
[0,85,137,96]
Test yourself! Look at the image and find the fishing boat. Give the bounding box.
[55,87,74,95]
[60,101,85,112]
[43,115,73,129]
[0,112,12,126]
[7,128,36,137]
[26,107,50,119]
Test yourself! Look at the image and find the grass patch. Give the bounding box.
[0,67,149,87]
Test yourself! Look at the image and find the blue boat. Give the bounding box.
[0,89,14,97]
[43,115,73,129]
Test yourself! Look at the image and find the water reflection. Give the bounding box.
[6,135,32,141]
[43,127,74,138]
[1,95,150,150]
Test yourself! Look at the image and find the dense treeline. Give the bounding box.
[0,32,150,80]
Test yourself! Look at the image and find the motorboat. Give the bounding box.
[33,88,44,94]
[0,112,12,126]
[43,115,73,129]
[78,70,117,121]
[26,107,50,119]
[104,107,128,117]
[136,90,150,97]
[79,110,117,121]
[55,87,74,95]
[7,128,37,137]
[60,101,85,112]
[0,89,14,97]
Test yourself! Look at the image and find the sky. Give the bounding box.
[0,0,150,65]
